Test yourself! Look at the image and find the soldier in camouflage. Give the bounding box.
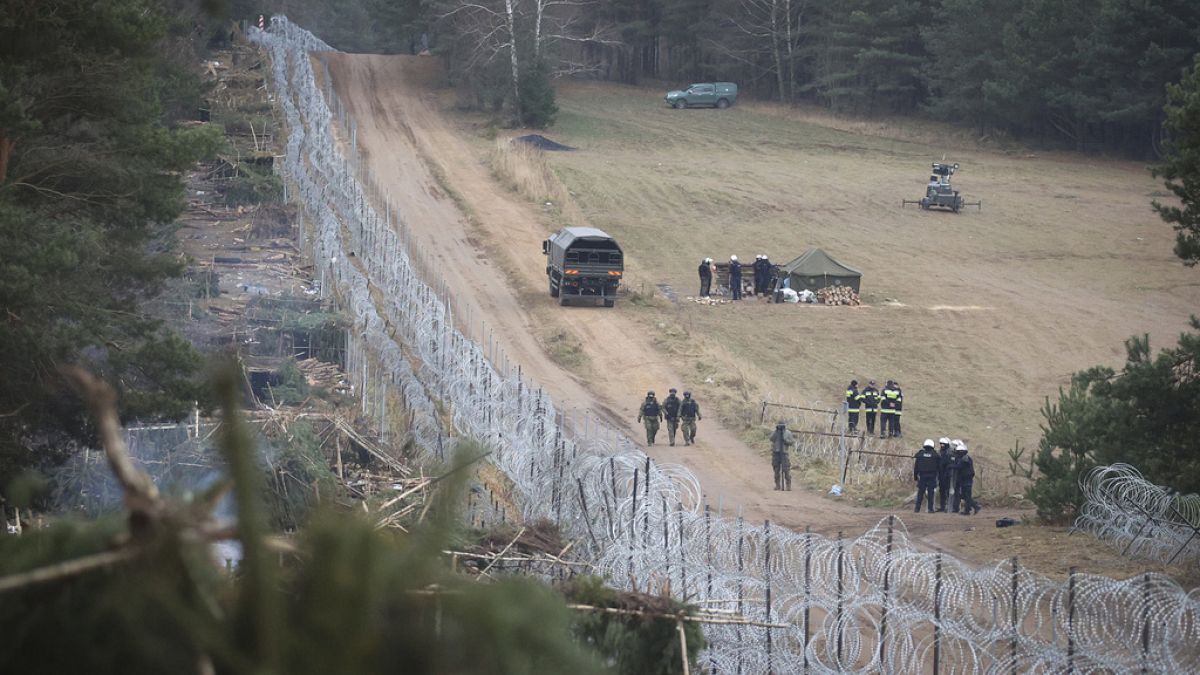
[637,391,663,446]
[662,388,682,446]
[680,391,702,445]
[770,421,794,491]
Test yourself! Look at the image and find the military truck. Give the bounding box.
[542,227,623,307]
[665,82,738,109]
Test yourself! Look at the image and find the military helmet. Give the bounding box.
[669,388,677,393]
[647,390,655,397]
[683,391,691,397]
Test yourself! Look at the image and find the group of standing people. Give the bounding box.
[697,255,774,300]
[912,438,980,515]
[637,389,702,446]
[845,379,903,438]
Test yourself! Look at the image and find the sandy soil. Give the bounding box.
[321,54,1198,580]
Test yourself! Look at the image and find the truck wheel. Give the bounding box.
[716,98,729,109]
[604,299,615,308]
[674,99,687,109]
[549,278,559,297]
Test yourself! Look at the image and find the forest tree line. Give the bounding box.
[266,0,1200,157]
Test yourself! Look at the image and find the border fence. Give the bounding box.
[1076,464,1200,567]
[249,18,1200,672]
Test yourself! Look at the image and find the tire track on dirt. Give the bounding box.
[322,53,983,542]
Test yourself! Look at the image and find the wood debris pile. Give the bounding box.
[685,296,731,306]
[296,357,349,393]
[816,285,861,306]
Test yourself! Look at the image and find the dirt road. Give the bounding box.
[321,53,950,541]
[316,56,1200,578]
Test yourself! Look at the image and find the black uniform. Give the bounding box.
[892,385,904,437]
[729,260,743,300]
[881,383,901,438]
[753,257,770,295]
[698,261,712,297]
[860,385,880,434]
[955,451,979,515]
[662,393,682,446]
[759,256,772,294]
[937,442,953,511]
[945,451,962,513]
[913,445,940,512]
[845,382,861,433]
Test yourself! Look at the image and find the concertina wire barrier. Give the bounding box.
[1076,464,1200,567]
[250,19,1200,673]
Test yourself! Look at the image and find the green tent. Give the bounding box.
[778,248,862,293]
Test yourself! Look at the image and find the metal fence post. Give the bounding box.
[1010,557,1019,675]
[1067,566,1076,675]
[933,553,942,675]
[880,514,894,667]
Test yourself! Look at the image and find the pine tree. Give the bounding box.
[1154,55,1200,265]
[0,0,220,487]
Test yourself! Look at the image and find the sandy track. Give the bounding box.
[319,53,944,539]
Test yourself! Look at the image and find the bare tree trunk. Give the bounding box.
[784,0,796,103]
[769,0,785,102]
[534,0,543,59]
[505,0,522,122]
[0,133,13,184]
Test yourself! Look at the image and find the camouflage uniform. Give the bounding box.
[770,423,794,491]
[679,393,701,445]
[637,394,663,445]
[662,391,682,446]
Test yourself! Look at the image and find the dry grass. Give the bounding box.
[533,79,1200,474]
[489,137,588,227]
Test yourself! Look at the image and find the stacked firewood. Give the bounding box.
[816,285,861,306]
[296,357,350,392]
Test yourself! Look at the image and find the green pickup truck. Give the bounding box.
[665,82,738,109]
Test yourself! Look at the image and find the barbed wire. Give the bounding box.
[249,18,1200,673]
[1076,463,1200,567]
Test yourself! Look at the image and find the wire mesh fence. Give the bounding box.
[249,18,1200,673]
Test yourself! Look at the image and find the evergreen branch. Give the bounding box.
[0,547,141,594]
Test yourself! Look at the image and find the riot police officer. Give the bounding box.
[913,439,940,512]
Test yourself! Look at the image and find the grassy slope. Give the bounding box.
[536,80,1200,466]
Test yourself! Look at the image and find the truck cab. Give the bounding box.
[542,227,623,307]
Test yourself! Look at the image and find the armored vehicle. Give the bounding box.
[665,82,738,109]
[542,227,623,307]
[903,161,981,212]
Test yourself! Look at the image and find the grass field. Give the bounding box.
[520,80,1200,468]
